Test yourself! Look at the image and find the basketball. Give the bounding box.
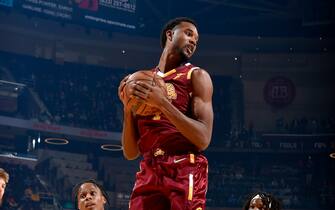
[122,70,167,116]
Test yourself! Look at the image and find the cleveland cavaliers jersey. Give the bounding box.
[136,63,201,154]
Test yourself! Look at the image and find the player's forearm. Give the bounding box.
[159,98,212,151]
[121,110,140,160]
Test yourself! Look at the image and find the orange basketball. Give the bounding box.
[122,70,167,116]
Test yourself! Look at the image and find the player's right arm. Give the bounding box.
[118,75,140,160]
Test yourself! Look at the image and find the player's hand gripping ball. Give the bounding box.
[122,70,167,116]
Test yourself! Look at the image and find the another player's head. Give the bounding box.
[0,168,9,204]
[243,192,281,210]
[160,17,199,60]
[73,179,109,210]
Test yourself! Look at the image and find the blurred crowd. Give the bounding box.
[206,154,335,209]
[1,51,127,132]
[3,51,333,137]
[0,162,52,210]
[0,51,230,134]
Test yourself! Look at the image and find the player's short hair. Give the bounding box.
[243,192,282,210]
[0,168,9,184]
[160,17,197,48]
[72,179,110,209]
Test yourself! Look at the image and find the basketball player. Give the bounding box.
[0,168,9,206]
[118,17,213,210]
[243,192,282,210]
[73,179,110,210]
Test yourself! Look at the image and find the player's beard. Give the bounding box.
[178,47,191,63]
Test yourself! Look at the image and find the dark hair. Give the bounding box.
[243,192,281,210]
[160,17,197,48]
[72,179,110,209]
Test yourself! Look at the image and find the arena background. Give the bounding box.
[0,0,334,209]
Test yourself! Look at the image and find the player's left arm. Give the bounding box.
[157,68,213,150]
[189,68,214,149]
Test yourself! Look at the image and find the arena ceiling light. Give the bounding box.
[330,152,335,159]
[44,137,69,145]
[101,144,123,152]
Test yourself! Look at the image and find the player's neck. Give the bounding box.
[158,48,185,73]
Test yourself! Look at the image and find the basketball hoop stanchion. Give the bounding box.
[44,138,69,145]
[101,144,123,151]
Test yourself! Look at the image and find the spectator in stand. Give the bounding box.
[0,168,9,206]
[243,192,281,210]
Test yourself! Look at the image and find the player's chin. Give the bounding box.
[180,50,192,61]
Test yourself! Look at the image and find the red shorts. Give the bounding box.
[129,149,208,210]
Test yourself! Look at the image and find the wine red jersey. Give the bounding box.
[136,63,201,154]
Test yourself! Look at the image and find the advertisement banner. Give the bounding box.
[0,0,14,7]
[13,0,137,30]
